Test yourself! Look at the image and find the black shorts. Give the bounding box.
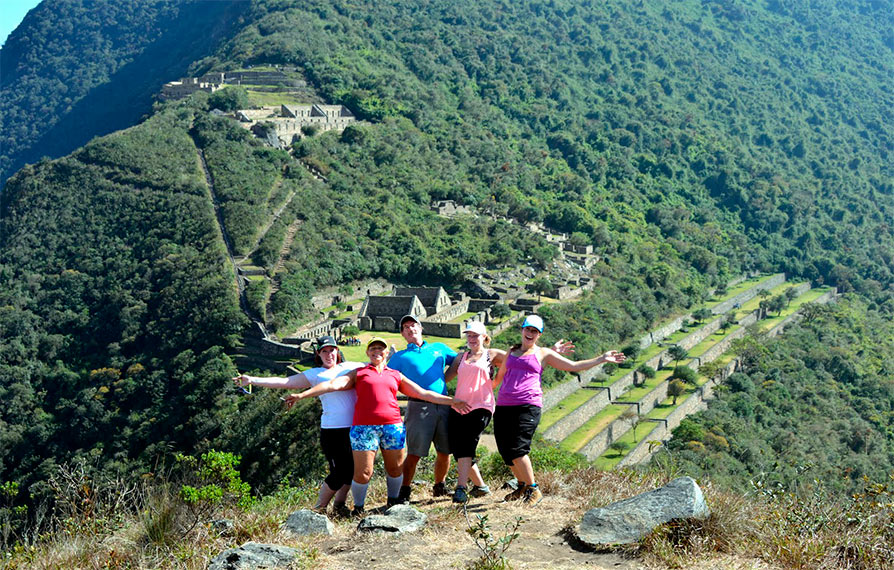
[493,404,541,465]
[448,408,492,459]
[319,427,354,489]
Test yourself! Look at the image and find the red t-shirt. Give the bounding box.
[352,364,403,425]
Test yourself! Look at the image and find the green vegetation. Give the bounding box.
[0,1,892,564]
[656,297,894,496]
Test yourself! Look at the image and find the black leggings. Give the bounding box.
[448,408,492,459]
[320,427,354,490]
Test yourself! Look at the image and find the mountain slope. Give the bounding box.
[0,0,249,186]
[0,0,891,504]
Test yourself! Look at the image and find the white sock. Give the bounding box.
[386,474,403,499]
[351,480,369,508]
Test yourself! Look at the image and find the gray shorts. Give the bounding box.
[404,400,451,457]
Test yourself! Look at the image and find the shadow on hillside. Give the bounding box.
[9,1,249,182]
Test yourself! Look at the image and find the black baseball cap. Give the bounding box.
[316,335,338,350]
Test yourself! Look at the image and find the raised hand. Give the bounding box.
[232,374,251,387]
[553,339,576,355]
[601,350,627,364]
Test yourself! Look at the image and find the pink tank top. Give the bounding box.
[455,351,496,413]
[496,351,543,408]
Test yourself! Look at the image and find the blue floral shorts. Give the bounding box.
[349,423,406,451]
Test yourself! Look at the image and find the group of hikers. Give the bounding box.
[233,313,625,516]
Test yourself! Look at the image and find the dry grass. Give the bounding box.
[3,460,892,570]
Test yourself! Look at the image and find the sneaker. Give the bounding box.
[503,482,527,502]
[523,485,543,506]
[469,485,491,498]
[452,485,468,504]
[432,481,449,497]
[396,485,411,504]
[332,502,351,519]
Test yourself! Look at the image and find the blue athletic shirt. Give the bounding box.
[388,341,457,395]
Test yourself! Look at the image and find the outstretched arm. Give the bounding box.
[233,372,311,391]
[541,348,626,373]
[285,370,357,408]
[399,375,471,414]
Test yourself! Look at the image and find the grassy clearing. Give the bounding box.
[614,369,671,402]
[539,388,602,431]
[593,421,660,469]
[756,286,831,332]
[560,404,631,453]
[245,90,308,107]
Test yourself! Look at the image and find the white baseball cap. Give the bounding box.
[463,321,488,336]
[521,314,544,332]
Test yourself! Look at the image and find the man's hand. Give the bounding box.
[451,399,471,414]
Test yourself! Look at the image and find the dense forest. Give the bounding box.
[0,0,892,524]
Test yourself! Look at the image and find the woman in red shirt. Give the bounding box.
[292,337,469,514]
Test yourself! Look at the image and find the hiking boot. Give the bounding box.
[432,481,449,497]
[351,505,365,518]
[396,485,411,504]
[469,485,491,498]
[310,504,327,515]
[523,485,543,506]
[503,482,527,502]
[452,485,468,504]
[386,496,403,508]
[332,502,351,519]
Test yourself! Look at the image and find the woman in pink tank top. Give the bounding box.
[493,314,626,506]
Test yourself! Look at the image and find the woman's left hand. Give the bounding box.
[602,350,627,364]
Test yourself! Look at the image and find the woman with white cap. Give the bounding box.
[233,335,362,516]
[494,314,626,506]
[291,337,470,514]
[442,321,504,503]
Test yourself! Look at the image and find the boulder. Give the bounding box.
[576,476,709,546]
[357,504,427,534]
[208,542,298,570]
[211,518,235,537]
[282,509,334,536]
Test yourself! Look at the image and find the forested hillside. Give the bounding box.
[0,0,892,525]
[0,0,249,185]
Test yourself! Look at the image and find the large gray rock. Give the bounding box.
[357,504,427,533]
[576,476,709,546]
[208,542,298,570]
[282,509,334,536]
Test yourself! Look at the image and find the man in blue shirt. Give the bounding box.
[389,314,488,502]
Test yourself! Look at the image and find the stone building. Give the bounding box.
[393,286,452,316]
[358,295,427,332]
[160,77,222,100]
[431,200,473,216]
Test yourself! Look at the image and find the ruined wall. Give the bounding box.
[542,388,610,442]
[418,321,462,338]
[425,298,469,323]
[711,273,785,315]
